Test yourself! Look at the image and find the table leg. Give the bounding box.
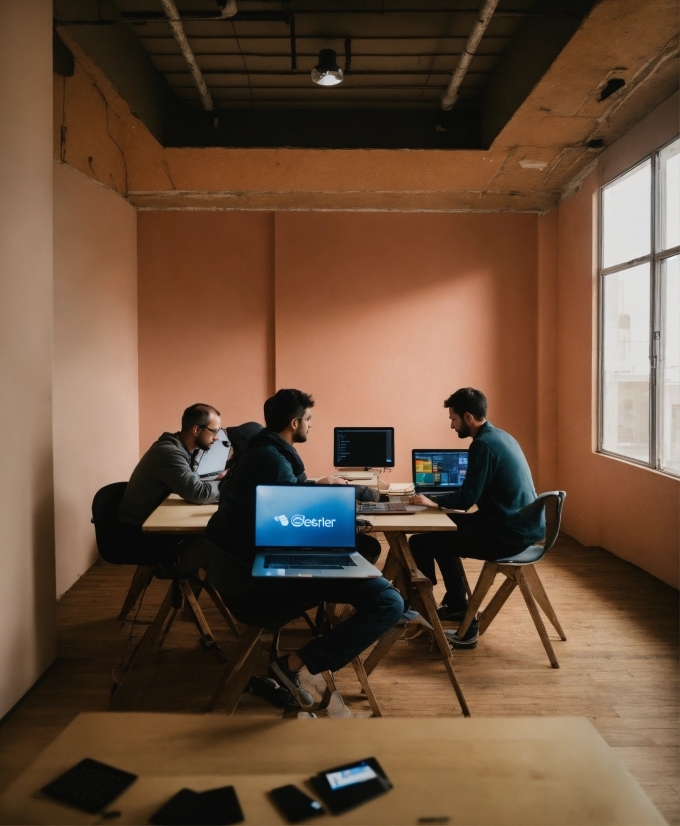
[385,533,470,717]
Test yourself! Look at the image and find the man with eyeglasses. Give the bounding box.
[117,403,224,537]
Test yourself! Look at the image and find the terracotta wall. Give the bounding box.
[138,211,540,479]
[53,162,139,598]
[553,91,680,589]
[137,211,274,450]
[0,0,56,717]
[274,212,539,477]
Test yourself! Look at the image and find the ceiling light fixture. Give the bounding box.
[311,49,343,86]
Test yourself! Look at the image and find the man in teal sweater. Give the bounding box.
[409,388,544,649]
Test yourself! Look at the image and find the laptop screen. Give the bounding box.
[196,429,231,477]
[412,449,469,490]
[334,427,395,468]
[255,485,357,550]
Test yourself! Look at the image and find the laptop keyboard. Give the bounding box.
[263,554,356,569]
[358,502,410,511]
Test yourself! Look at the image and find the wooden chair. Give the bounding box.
[207,605,384,716]
[457,491,567,667]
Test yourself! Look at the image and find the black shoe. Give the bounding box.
[245,676,298,709]
[269,656,314,709]
[437,604,472,622]
[444,620,479,649]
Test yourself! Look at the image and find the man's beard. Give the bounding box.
[292,431,307,444]
[456,423,471,439]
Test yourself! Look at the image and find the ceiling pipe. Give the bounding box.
[159,0,214,111]
[440,0,500,111]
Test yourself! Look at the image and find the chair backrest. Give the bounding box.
[92,482,128,525]
[517,491,566,552]
[92,482,130,564]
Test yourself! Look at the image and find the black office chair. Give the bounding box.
[457,491,567,667]
[92,482,157,620]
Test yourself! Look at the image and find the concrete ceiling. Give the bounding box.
[54,0,679,212]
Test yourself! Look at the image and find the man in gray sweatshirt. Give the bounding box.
[118,403,224,526]
[114,404,224,570]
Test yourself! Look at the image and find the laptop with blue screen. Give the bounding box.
[252,485,381,579]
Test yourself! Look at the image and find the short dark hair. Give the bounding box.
[443,388,487,420]
[264,389,314,432]
[181,403,220,430]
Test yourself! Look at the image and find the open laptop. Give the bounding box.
[196,430,231,480]
[252,485,382,579]
[357,502,426,514]
[412,449,468,495]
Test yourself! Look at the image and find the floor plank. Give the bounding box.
[0,534,677,823]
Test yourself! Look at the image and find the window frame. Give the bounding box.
[597,133,680,477]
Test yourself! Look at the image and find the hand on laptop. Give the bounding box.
[408,494,438,508]
[317,476,349,485]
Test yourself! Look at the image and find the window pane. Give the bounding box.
[659,138,680,252]
[602,160,651,268]
[602,263,651,462]
[659,255,680,475]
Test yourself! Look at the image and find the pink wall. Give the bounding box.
[0,0,56,718]
[553,92,680,589]
[138,211,540,479]
[53,161,139,597]
[274,212,539,478]
[137,212,274,450]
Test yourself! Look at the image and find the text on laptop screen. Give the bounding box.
[255,485,357,549]
[334,427,395,468]
[414,450,468,487]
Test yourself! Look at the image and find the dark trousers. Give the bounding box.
[409,512,522,611]
[223,533,401,674]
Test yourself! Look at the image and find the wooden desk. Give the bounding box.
[0,713,665,825]
[142,494,217,533]
[141,500,469,715]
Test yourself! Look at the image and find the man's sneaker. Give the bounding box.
[269,656,315,709]
[437,604,471,622]
[444,620,479,649]
[245,676,299,710]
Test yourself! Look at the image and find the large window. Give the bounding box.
[599,135,680,477]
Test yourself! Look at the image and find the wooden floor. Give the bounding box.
[0,534,677,823]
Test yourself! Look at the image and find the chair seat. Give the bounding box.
[495,544,546,565]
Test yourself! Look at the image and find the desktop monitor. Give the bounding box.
[334,427,395,469]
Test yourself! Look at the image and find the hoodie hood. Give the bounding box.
[226,422,264,454]
[248,428,307,480]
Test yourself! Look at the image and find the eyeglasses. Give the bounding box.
[199,425,221,436]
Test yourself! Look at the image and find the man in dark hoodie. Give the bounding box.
[205,389,404,709]
[117,403,224,565]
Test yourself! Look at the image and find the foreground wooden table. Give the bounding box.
[0,713,665,825]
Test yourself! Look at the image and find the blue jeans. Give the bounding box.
[224,576,404,675]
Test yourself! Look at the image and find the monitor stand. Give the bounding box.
[332,468,386,489]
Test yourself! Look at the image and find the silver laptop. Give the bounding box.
[412,449,468,495]
[196,429,231,480]
[252,485,381,579]
[357,502,427,514]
